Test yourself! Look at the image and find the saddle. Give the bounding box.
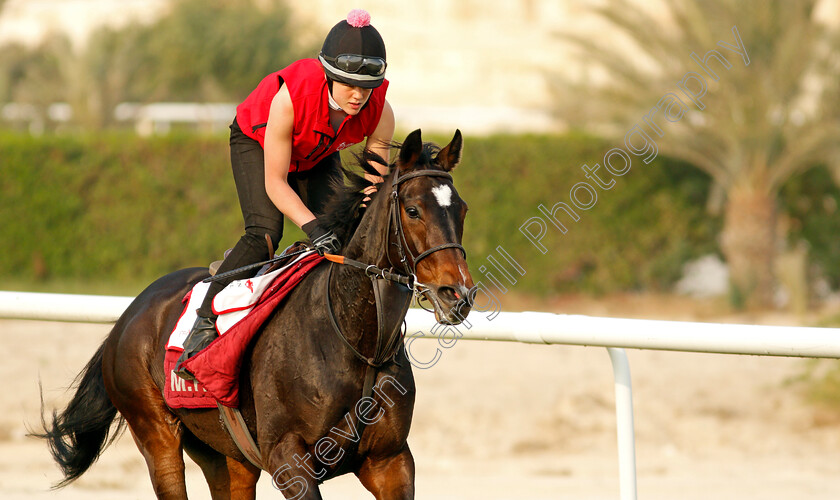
[164,247,323,408]
[168,237,413,471]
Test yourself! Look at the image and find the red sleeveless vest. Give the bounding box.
[235,59,389,173]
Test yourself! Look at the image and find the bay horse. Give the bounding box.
[36,129,473,499]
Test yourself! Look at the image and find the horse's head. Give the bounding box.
[389,129,474,325]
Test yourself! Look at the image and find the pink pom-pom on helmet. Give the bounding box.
[346,9,371,28]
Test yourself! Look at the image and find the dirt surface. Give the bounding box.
[3,294,840,499]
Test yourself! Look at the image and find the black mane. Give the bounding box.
[316,149,386,246]
[317,141,442,247]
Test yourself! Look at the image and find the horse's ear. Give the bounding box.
[436,129,463,171]
[399,129,423,168]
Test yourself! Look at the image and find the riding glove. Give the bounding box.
[302,219,342,255]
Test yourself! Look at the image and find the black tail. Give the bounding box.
[32,341,125,488]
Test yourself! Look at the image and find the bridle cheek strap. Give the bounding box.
[388,169,467,275]
[324,167,469,368]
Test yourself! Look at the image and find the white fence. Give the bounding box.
[3,290,840,500]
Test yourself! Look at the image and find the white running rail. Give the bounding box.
[4,290,840,500]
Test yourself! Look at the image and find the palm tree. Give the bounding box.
[553,0,840,306]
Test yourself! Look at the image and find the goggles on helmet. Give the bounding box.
[320,53,387,77]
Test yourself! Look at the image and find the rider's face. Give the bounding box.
[331,82,373,115]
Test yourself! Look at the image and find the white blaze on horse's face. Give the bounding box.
[431,184,453,208]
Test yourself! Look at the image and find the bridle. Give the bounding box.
[324,166,468,369]
[387,168,467,281]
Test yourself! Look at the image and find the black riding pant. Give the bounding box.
[197,118,342,318]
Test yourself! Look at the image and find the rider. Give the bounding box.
[175,9,394,379]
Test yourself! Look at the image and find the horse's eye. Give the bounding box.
[405,206,421,219]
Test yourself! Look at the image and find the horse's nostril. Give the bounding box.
[437,285,471,304]
[437,286,459,303]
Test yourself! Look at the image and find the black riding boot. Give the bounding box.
[174,315,218,380]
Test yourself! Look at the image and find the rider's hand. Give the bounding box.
[302,219,341,255]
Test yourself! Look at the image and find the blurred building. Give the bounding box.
[0,0,167,48]
[2,0,837,135]
[294,0,576,135]
[0,0,583,134]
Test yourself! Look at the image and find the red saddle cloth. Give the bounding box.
[164,253,324,409]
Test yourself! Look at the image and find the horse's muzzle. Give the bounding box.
[426,283,473,325]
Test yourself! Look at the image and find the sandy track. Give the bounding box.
[3,302,840,499]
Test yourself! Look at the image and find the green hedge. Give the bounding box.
[1,132,245,289]
[1,131,721,295]
[449,132,720,295]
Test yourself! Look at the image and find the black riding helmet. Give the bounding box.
[319,9,387,89]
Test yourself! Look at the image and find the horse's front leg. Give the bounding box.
[266,433,324,500]
[357,446,415,500]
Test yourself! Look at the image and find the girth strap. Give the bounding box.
[217,403,265,470]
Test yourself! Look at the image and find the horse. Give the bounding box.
[35,129,474,499]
